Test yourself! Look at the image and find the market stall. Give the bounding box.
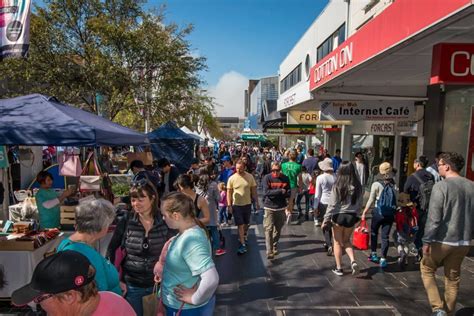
[147,121,199,173]
[0,94,148,298]
[0,229,113,298]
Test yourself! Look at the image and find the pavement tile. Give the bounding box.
[214,201,474,316]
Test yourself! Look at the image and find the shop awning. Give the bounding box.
[0,94,149,146]
[309,0,474,100]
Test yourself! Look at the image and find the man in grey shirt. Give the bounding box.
[421,152,474,316]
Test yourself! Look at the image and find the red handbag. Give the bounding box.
[353,220,370,250]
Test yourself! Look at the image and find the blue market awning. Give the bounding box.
[0,94,149,146]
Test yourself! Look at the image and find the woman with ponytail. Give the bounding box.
[159,192,219,315]
[174,174,211,225]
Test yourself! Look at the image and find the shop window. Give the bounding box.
[351,134,395,188]
[442,87,474,162]
[316,23,346,62]
[280,63,302,94]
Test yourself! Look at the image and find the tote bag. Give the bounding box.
[79,153,102,192]
[59,149,82,177]
[353,220,370,250]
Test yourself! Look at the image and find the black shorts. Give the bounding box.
[332,213,359,228]
[232,204,252,225]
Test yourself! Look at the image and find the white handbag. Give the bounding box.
[79,176,101,192]
[79,153,102,192]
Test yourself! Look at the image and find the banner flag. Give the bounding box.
[0,0,31,60]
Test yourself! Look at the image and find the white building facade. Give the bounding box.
[278,0,474,187]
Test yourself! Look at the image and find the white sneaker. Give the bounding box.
[351,261,360,276]
[314,219,321,226]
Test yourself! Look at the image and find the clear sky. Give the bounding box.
[150,0,329,116]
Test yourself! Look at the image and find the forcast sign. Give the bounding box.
[320,101,415,121]
[287,111,320,124]
[430,43,474,85]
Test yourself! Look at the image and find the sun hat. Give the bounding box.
[12,251,95,306]
[378,162,395,179]
[318,158,333,172]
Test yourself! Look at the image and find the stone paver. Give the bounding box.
[214,210,474,316]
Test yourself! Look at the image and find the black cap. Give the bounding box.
[191,158,199,165]
[12,251,95,306]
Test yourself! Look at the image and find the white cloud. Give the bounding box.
[208,71,248,118]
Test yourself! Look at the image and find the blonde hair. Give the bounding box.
[217,182,226,191]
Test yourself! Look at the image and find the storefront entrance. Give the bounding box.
[351,134,395,188]
[399,137,418,189]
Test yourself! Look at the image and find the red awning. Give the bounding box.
[309,0,474,99]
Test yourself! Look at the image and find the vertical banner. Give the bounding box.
[0,0,31,60]
[0,146,8,168]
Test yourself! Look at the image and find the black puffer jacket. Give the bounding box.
[107,211,173,288]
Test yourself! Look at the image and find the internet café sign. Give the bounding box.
[319,100,415,121]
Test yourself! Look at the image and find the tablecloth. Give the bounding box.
[0,232,113,298]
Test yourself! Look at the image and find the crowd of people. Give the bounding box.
[9,143,473,316]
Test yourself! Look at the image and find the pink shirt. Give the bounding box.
[92,292,136,316]
[219,191,227,207]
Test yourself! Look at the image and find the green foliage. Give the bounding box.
[0,0,222,137]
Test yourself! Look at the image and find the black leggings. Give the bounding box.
[318,203,332,246]
[370,212,394,258]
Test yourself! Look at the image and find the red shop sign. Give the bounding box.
[430,43,474,85]
[309,0,472,91]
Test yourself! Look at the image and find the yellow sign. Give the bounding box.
[287,111,320,124]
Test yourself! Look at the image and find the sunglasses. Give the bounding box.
[131,178,151,188]
[34,293,54,304]
[271,169,280,172]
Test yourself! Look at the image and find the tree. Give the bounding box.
[0,0,222,137]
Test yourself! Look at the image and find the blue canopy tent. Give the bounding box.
[147,121,199,173]
[0,94,149,146]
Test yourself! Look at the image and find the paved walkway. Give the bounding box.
[214,212,474,316]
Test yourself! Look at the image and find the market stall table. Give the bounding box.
[0,231,114,299]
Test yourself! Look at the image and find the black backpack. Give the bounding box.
[413,174,434,211]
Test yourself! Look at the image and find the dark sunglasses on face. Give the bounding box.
[272,169,280,172]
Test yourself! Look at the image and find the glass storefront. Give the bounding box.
[351,134,395,188]
[442,86,474,177]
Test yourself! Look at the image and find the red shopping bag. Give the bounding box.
[353,220,369,250]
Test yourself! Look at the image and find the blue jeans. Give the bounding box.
[125,284,154,316]
[296,190,310,215]
[218,206,228,224]
[166,295,216,316]
[207,226,220,252]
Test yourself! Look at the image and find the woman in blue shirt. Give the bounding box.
[57,198,121,295]
[159,192,219,316]
[35,171,74,229]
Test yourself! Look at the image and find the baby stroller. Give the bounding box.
[393,193,419,269]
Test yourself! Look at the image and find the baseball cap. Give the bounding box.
[12,251,95,306]
[190,158,200,165]
[221,155,231,162]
